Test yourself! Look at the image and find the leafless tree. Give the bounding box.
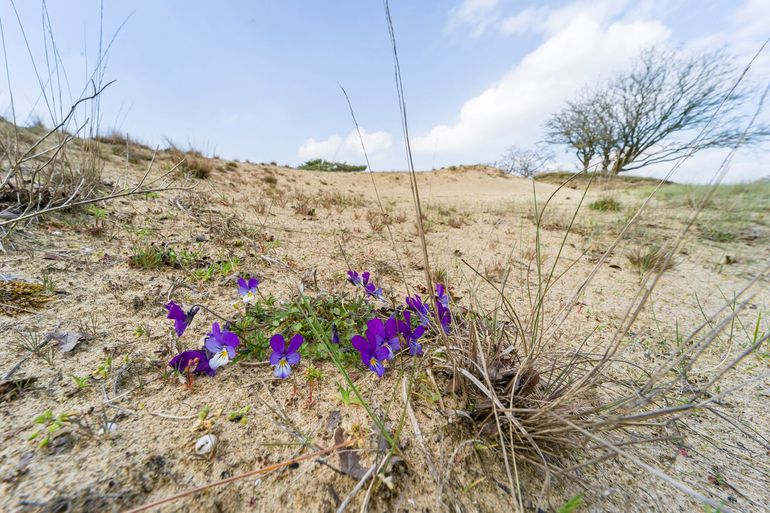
[546,47,769,174]
[545,95,607,172]
[494,143,554,177]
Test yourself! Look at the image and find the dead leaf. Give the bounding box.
[49,332,87,352]
[334,428,367,480]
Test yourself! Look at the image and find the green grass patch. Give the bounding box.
[191,256,240,280]
[589,196,622,211]
[536,171,666,189]
[233,293,375,367]
[129,244,203,270]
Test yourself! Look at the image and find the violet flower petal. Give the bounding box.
[287,333,304,354]
[285,351,301,366]
[270,334,286,354]
[274,360,292,379]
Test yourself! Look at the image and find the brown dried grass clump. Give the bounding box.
[435,250,768,512]
[167,144,214,179]
[626,245,676,274]
[94,131,153,164]
[0,280,53,316]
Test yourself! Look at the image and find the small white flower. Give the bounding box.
[98,422,118,436]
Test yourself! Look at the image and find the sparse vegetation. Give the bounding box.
[626,245,676,274]
[589,196,622,211]
[167,143,215,179]
[2,5,769,513]
[129,243,202,270]
[262,174,278,186]
[298,159,366,172]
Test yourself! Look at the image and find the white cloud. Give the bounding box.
[298,128,393,165]
[446,0,501,37]
[415,5,670,160]
[497,6,550,36]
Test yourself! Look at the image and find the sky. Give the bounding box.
[1,0,769,183]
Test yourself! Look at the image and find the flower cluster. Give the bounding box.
[405,283,452,334]
[164,273,454,385]
[350,310,429,377]
[168,321,240,377]
[348,283,452,378]
[347,270,384,301]
[166,276,308,382]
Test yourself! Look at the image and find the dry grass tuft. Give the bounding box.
[626,245,676,274]
[167,144,215,179]
[94,131,153,164]
[366,209,399,233]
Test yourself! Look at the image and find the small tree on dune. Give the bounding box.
[546,47,770,174]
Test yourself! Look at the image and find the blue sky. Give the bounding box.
[1,0,769,182]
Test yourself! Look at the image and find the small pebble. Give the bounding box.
[195,434,217,456]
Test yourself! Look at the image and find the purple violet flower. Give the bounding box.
[351,326,390,378]
[348,270,384,301]
[436,302,452,333]
[362,272,384,301]
[380,317,402,359]
[165,301,199,337]
[269,333,304,379]
[405,294,431,327]
[399,311,426,356]
[359,317,401,359]
[331,324,340,344]
[364,282,384,301]
[435,283,449,308]
[434,284,452,333]
[236,276,259,304]
[168,349,215,376]
[347,270,362,286]
[204,322,240,370]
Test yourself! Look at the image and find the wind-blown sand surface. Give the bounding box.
[1,145,768,512]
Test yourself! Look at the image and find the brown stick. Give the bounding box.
[124,440,352,513]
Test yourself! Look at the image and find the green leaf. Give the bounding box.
[34,410,53,424]
[557,494,583,513]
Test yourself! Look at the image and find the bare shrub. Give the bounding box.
[493,143,554,177]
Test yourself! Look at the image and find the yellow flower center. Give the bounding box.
[369,357,377,366]
[280,357,287,366]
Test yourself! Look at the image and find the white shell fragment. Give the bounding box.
[195,434,217,456]
[98,422,118,436]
